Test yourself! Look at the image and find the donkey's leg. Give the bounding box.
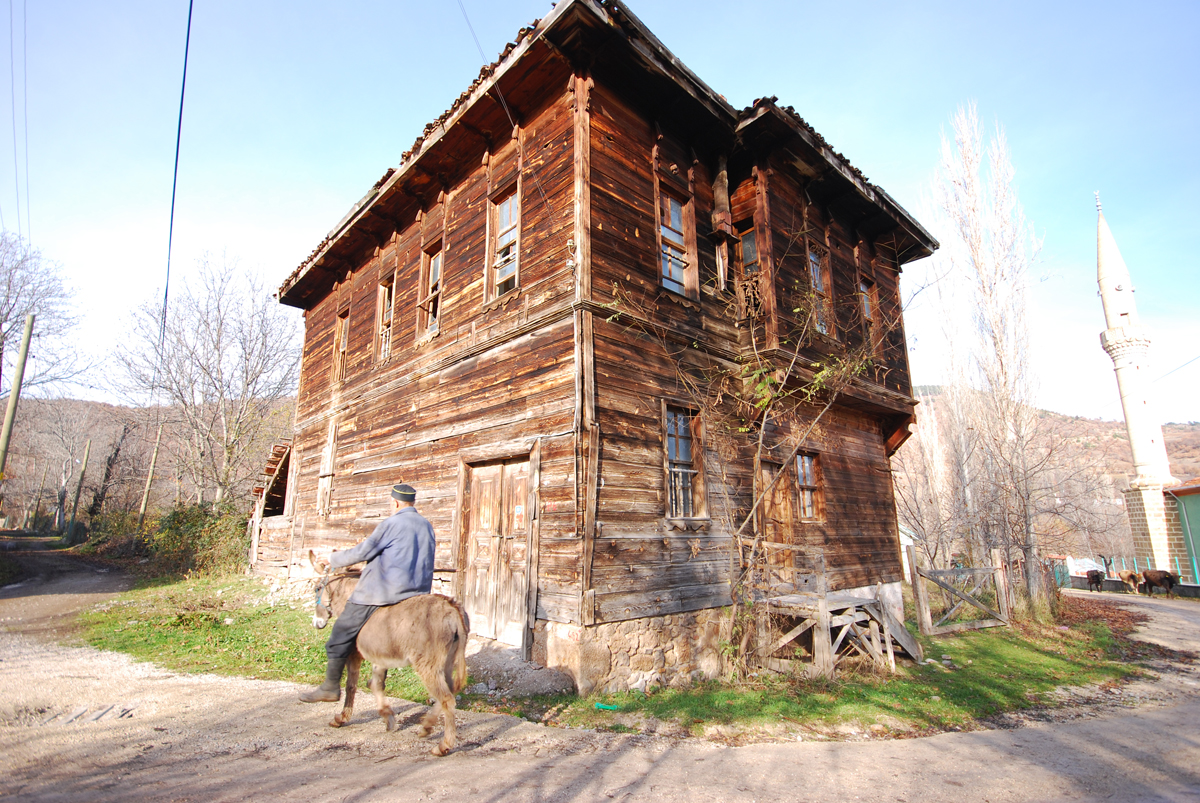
[370,666,396,731]
[331,652,362,728]
[415,661,458,756]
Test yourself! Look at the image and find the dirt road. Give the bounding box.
[1,552,1198,802]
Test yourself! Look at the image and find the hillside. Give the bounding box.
[911,386,1199,485]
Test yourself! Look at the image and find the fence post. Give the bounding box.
[907,544,933,636]
[992,549,1011,622]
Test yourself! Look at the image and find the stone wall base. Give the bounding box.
[533,608,732,695]
[532,581,903,695]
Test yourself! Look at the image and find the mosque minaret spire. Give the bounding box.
[1096,194,1176,488]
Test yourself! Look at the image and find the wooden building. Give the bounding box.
[252,0,936,693]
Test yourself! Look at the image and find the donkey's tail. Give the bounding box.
[451,602,470,694]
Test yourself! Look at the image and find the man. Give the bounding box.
[299,482,436,703]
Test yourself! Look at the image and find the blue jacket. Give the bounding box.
[330,507,436,606]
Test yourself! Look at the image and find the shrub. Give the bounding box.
[152,504,250,577]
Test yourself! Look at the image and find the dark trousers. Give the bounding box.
[325,601,379,664]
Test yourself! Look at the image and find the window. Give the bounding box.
[659,193,689,295]
[808,245,833,336]
[420,246,443,334]
[739,228,759,275]
[859,278,879,351]
[796,453,821,520]
[489,190,519,298]
[333,308,350,382]
[665,406,704,519]
[376,277,394,361]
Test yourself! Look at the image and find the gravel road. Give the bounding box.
[1,549,1198,803]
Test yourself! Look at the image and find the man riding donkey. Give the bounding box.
[300,483,435,703]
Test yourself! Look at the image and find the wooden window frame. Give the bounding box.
[662,402,707,524]
[333,307,350,383]
[653,159,699,300]
[376,274,395,362]
[487,186,520,301]
[859,277,880,353]
[796,452,823,521]
[807,244,834,338]
[418,243,443,337]
[737,225,760,276]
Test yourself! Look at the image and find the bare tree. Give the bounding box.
[0,231,84,393]
[117,256,301,508]
[895,105,1123,612]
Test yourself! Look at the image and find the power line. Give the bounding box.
[158,0,194,363]
[21,0,27,241]
[454,0,554,224]
[8,0,20,239]
[1153,352,1200,384]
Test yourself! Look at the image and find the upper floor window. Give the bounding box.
[665,405,705,519]
[334,308,350,382]
[796,453,822,520]
[808,245,833,337]
[489,190,519,298]
[739,228,760,275]
[859,278,879,351]
[376,277,394,361]
[420,246,443,334]
[659,193,689,295]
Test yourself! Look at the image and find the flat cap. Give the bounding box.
[391,483,416,502]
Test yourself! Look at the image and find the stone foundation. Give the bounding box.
[533,608,731,694]
[532,581,904,694]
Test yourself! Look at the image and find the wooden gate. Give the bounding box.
[906,545,1010,636]
[463,458,530,646]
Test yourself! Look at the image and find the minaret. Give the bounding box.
[1096,195,1176,488]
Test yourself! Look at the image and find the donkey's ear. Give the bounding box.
[307,550,331,573]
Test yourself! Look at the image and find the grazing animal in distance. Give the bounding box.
[1141,569,1179,599]
[312,565,469,756]
[1117,570,1140,594]
[1086,569,1105,592]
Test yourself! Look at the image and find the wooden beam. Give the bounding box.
[573,72,593,303]
[917,568,1008,624]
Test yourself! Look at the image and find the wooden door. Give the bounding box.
[759,462,799,590]
[463,458,530,646]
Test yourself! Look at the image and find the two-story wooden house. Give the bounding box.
[251,0,936,693]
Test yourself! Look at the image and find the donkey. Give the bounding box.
[312,561,470,756]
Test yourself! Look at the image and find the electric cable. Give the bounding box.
[8,0,20,239]
[158,0,194,368]
[454,0,555,223]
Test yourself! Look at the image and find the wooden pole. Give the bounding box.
[65,439,91,543]
[907,544,934,636]
[992,548,1011,622]
[29,463,48,531]
[137,424,164,529]
[0,313,35,513]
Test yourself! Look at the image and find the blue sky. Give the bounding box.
[14,0,1200,422]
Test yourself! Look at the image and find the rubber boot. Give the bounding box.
[299,658,345,703]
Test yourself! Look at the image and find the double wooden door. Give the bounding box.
[463,458,530,646]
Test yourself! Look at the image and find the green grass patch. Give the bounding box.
[78,580,1161,738]
[78,575,429,701]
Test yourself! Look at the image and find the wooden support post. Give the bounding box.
[868,619,884,668]
[811,596,832,679]
[908,544,933,636]
[992,548,1011,622]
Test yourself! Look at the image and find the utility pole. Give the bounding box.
[65,439,91,544]
[0,314,35,516]
[137,424,164,529]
